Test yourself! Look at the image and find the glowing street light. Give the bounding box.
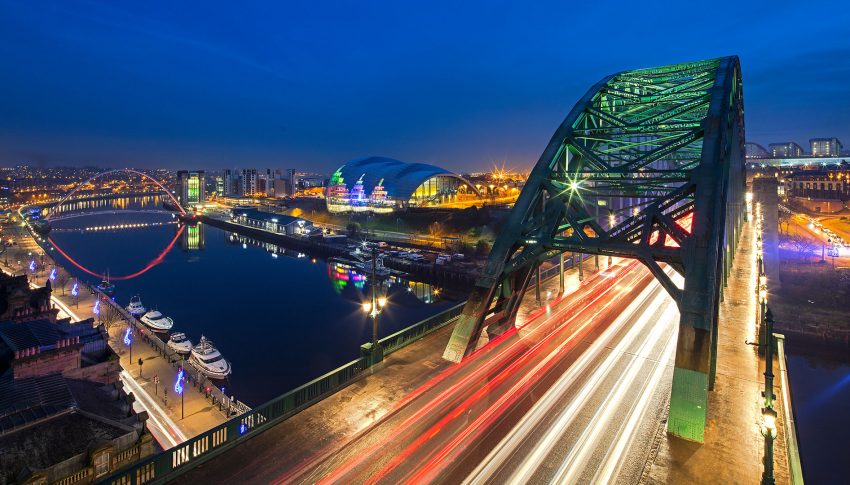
[761,406,778,485]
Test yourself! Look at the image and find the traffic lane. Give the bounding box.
[297,266,653,483]
[443,276,676,484]
[274,262,642,483]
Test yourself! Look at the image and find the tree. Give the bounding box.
[788,234,817,262]
[475,240,491,257]
[346,222,361,237]
[428,221,443,239]
[778,210,792,235]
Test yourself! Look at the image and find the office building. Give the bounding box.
[810,137,843,157]
[769,142,804,158]
[175,170,205,206]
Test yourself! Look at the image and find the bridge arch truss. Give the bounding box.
[444,56,746,442]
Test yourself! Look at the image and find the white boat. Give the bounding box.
[357,256,391,277]
[140,310,174,332]
[190,336,232,379]
[126,295,146,317]
[167,332,193,354]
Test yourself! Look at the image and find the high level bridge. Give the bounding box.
[444,56,745,442]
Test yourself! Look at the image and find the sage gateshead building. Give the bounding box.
[326,156,480,213]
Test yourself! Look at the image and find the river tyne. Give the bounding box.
[45,196,462,405]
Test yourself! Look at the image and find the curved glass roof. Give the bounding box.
[330,156,463,200]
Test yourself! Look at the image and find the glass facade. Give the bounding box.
[325,157,477,213]
[409,175,464,206]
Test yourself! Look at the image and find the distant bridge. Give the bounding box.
[47,209,175,222]
[45,168,185,221]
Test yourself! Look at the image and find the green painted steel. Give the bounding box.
[444,56,746,443]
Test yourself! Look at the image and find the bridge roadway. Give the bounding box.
[180,257,681,483]
[177,214,793,484]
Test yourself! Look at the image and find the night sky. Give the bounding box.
[1,1,848,173]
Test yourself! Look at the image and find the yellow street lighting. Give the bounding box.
[362,302,372,313]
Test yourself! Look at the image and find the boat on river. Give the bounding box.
[190,336,232,379]
[97,271,115,295]
[140,310,174,332]
[126,295,146,317]
[167,332,193,354]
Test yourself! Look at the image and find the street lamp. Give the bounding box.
[761,407,778,485]
[363,248,388,366]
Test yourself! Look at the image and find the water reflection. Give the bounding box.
[182,223,205,251]
[47,194,166,216]
[225,231,444,304]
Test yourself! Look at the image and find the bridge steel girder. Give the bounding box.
[443,57,746,443]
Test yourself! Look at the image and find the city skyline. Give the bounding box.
[1,1,849,174]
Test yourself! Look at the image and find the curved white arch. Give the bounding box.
[46,168,185,221]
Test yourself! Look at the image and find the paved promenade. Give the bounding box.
[644,215,791,483]
[0,222,227,448]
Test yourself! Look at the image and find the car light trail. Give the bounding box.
[396,272,656,484]
[311,263,651,484]
[416,270,663,483]
[285,262,640,485]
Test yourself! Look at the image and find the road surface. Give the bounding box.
[269,260,680,484]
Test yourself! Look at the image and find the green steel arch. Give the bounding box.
[444,56,745,442]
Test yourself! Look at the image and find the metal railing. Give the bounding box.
[92,285,251,416]
[104,252,596,484]
[104,354,367,484]
[379,302,465,356]
[775,334,805,484]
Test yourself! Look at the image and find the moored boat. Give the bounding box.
[140,310,174,332]
[167,332,193,354]
[126,295,146,317]
[190,335,232,379]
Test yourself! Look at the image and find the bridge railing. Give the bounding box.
[106,352,368,484]
[103,252,594,483]
[379,302,465,356]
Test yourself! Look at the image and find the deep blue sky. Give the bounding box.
[1,1,848,173]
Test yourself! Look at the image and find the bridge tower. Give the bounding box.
[444,57,745,442]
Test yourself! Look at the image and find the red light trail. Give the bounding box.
[279,259,648,484]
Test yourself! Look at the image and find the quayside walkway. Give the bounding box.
[643,212,793,483]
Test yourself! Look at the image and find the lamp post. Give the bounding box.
[362,248,387,366]
[761,407,777,485]
[763,308,775,409]
[175,361,186,420]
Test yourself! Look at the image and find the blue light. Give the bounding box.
[49,268,57,281]
[71,283,79,297]
[175,368,185,395]
[239,423,248,435]
[29,260,36,272]
[93,300,100,315]
[123,328,132,346]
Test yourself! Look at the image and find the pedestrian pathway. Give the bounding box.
[643,215,791,483]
